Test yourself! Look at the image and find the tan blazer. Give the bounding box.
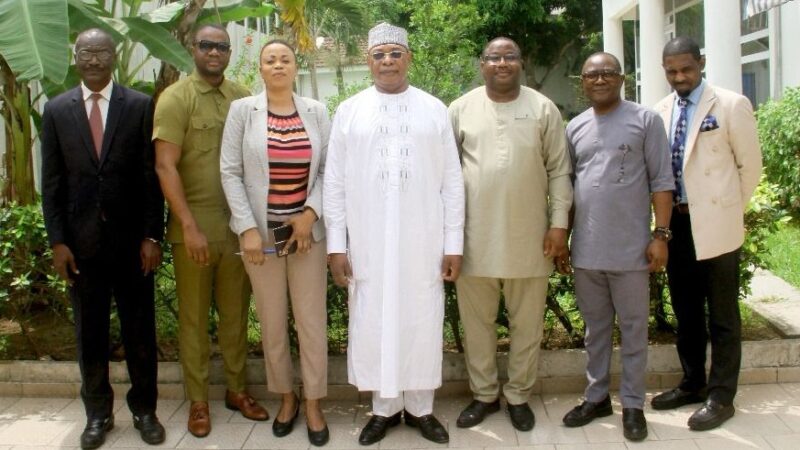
[654,83,762,260]
[221,92,331,241]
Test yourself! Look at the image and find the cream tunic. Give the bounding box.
[448,86,572,278]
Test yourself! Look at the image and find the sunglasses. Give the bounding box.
[581,70,622,81]
[371,50,406,61]
[194,40,231,53]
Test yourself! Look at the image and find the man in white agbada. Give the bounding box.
[324,23,465,446]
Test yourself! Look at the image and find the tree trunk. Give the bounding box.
[335,62,345,96]
[1,56,36,206]
[308,56,320,100]
[153,0,207,101]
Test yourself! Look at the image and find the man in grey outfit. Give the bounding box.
[561,52,674,441]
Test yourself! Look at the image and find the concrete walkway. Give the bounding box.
[1,384,799,449]
[745,269,800,338]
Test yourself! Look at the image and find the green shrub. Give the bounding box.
[757,87,800,217]
[741,177,790,294]
[0,203,69,313]
[0,203,69,353]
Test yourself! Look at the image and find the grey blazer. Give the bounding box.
[221,92,331,242]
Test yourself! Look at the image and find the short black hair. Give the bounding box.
[261,39,297,59]
[663,36,702,61]
[482,36,521,57]
[583,51,622,73]
[192,23,229,42]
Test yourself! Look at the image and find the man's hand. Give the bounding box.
[543,227,568,259]
[647,239,668,272]
[52,243,79,285]
[555,248,573,275]
[140,239,163,276]
[182,223,210,266]
[328,253,352,287]
[285,209,317,254]
[441,255,463,282]
[241,228,265,265]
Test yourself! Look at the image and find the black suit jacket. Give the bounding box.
[41,84,163,259]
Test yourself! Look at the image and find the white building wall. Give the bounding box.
[779,1,800,90]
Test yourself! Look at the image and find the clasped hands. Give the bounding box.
[239,209,317,265]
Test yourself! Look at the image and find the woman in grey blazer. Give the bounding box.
[220,39,331,446]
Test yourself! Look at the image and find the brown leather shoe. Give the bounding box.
[188,401,211,438]
[225,390,269,421]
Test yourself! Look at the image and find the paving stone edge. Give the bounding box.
[2,340,798,398]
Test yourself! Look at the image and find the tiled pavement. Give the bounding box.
[1,384,799,449]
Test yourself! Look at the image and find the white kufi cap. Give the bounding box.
[368,22,408,50]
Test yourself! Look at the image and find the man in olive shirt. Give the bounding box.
[153,24,267,437]
[448,37,573,431]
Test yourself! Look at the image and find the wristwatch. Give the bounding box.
[652,227,672,242]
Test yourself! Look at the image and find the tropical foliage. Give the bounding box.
[756,87,800,218]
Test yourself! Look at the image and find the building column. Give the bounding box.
[704,0,743,92]
[602,4,626,100]
[639,0,670,107]
[602,8,625,68]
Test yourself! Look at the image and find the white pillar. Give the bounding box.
[602,9,625,68]
[704,0,742,93]
[602,4,626,100]
[639,0,670,107]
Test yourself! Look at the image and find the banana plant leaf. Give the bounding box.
[0,0,70,83]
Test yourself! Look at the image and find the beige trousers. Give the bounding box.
[455,275,548,405]
[243,237,328,399]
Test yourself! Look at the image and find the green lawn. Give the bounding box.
[763,220,800,288]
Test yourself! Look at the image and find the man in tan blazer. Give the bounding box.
[650,36,762,431]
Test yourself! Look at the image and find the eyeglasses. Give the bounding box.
[75,49,114,62]
[581,70,622,81]
[194,40,231,53]
[371,50,406,61]
[482,54,520,65]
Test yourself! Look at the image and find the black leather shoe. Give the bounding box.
[456,399,500,428]
[622,408,648,441]
[272,401,300,437]
[358,411,401,445]
[308,424,330,446]
[688,399,735,431]
[80,415,114,449]
[404,410,449,444]
[133,412,165,445]
[651,387,706,410]
[563,396,613,427]
[507,402,535,431]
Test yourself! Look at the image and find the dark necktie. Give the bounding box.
[671,97,689,203]
[88,92,103,158]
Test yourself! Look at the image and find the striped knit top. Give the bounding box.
[266,110,312,221]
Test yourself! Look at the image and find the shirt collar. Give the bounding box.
[80,80,113,102]
[676,79,705,106]
[190,70,237,98]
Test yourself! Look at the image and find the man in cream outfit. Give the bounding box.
[650,36,762,431]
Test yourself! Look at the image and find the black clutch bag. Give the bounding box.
[271,224,297,257]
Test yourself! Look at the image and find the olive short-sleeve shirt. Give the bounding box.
[153,71,250,243]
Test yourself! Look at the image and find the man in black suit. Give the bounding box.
[41,28,166,449]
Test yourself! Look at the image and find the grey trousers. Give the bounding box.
[574,269,649,409]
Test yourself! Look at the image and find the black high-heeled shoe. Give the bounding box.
[272,395,300,437]
[307,423,330,447]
